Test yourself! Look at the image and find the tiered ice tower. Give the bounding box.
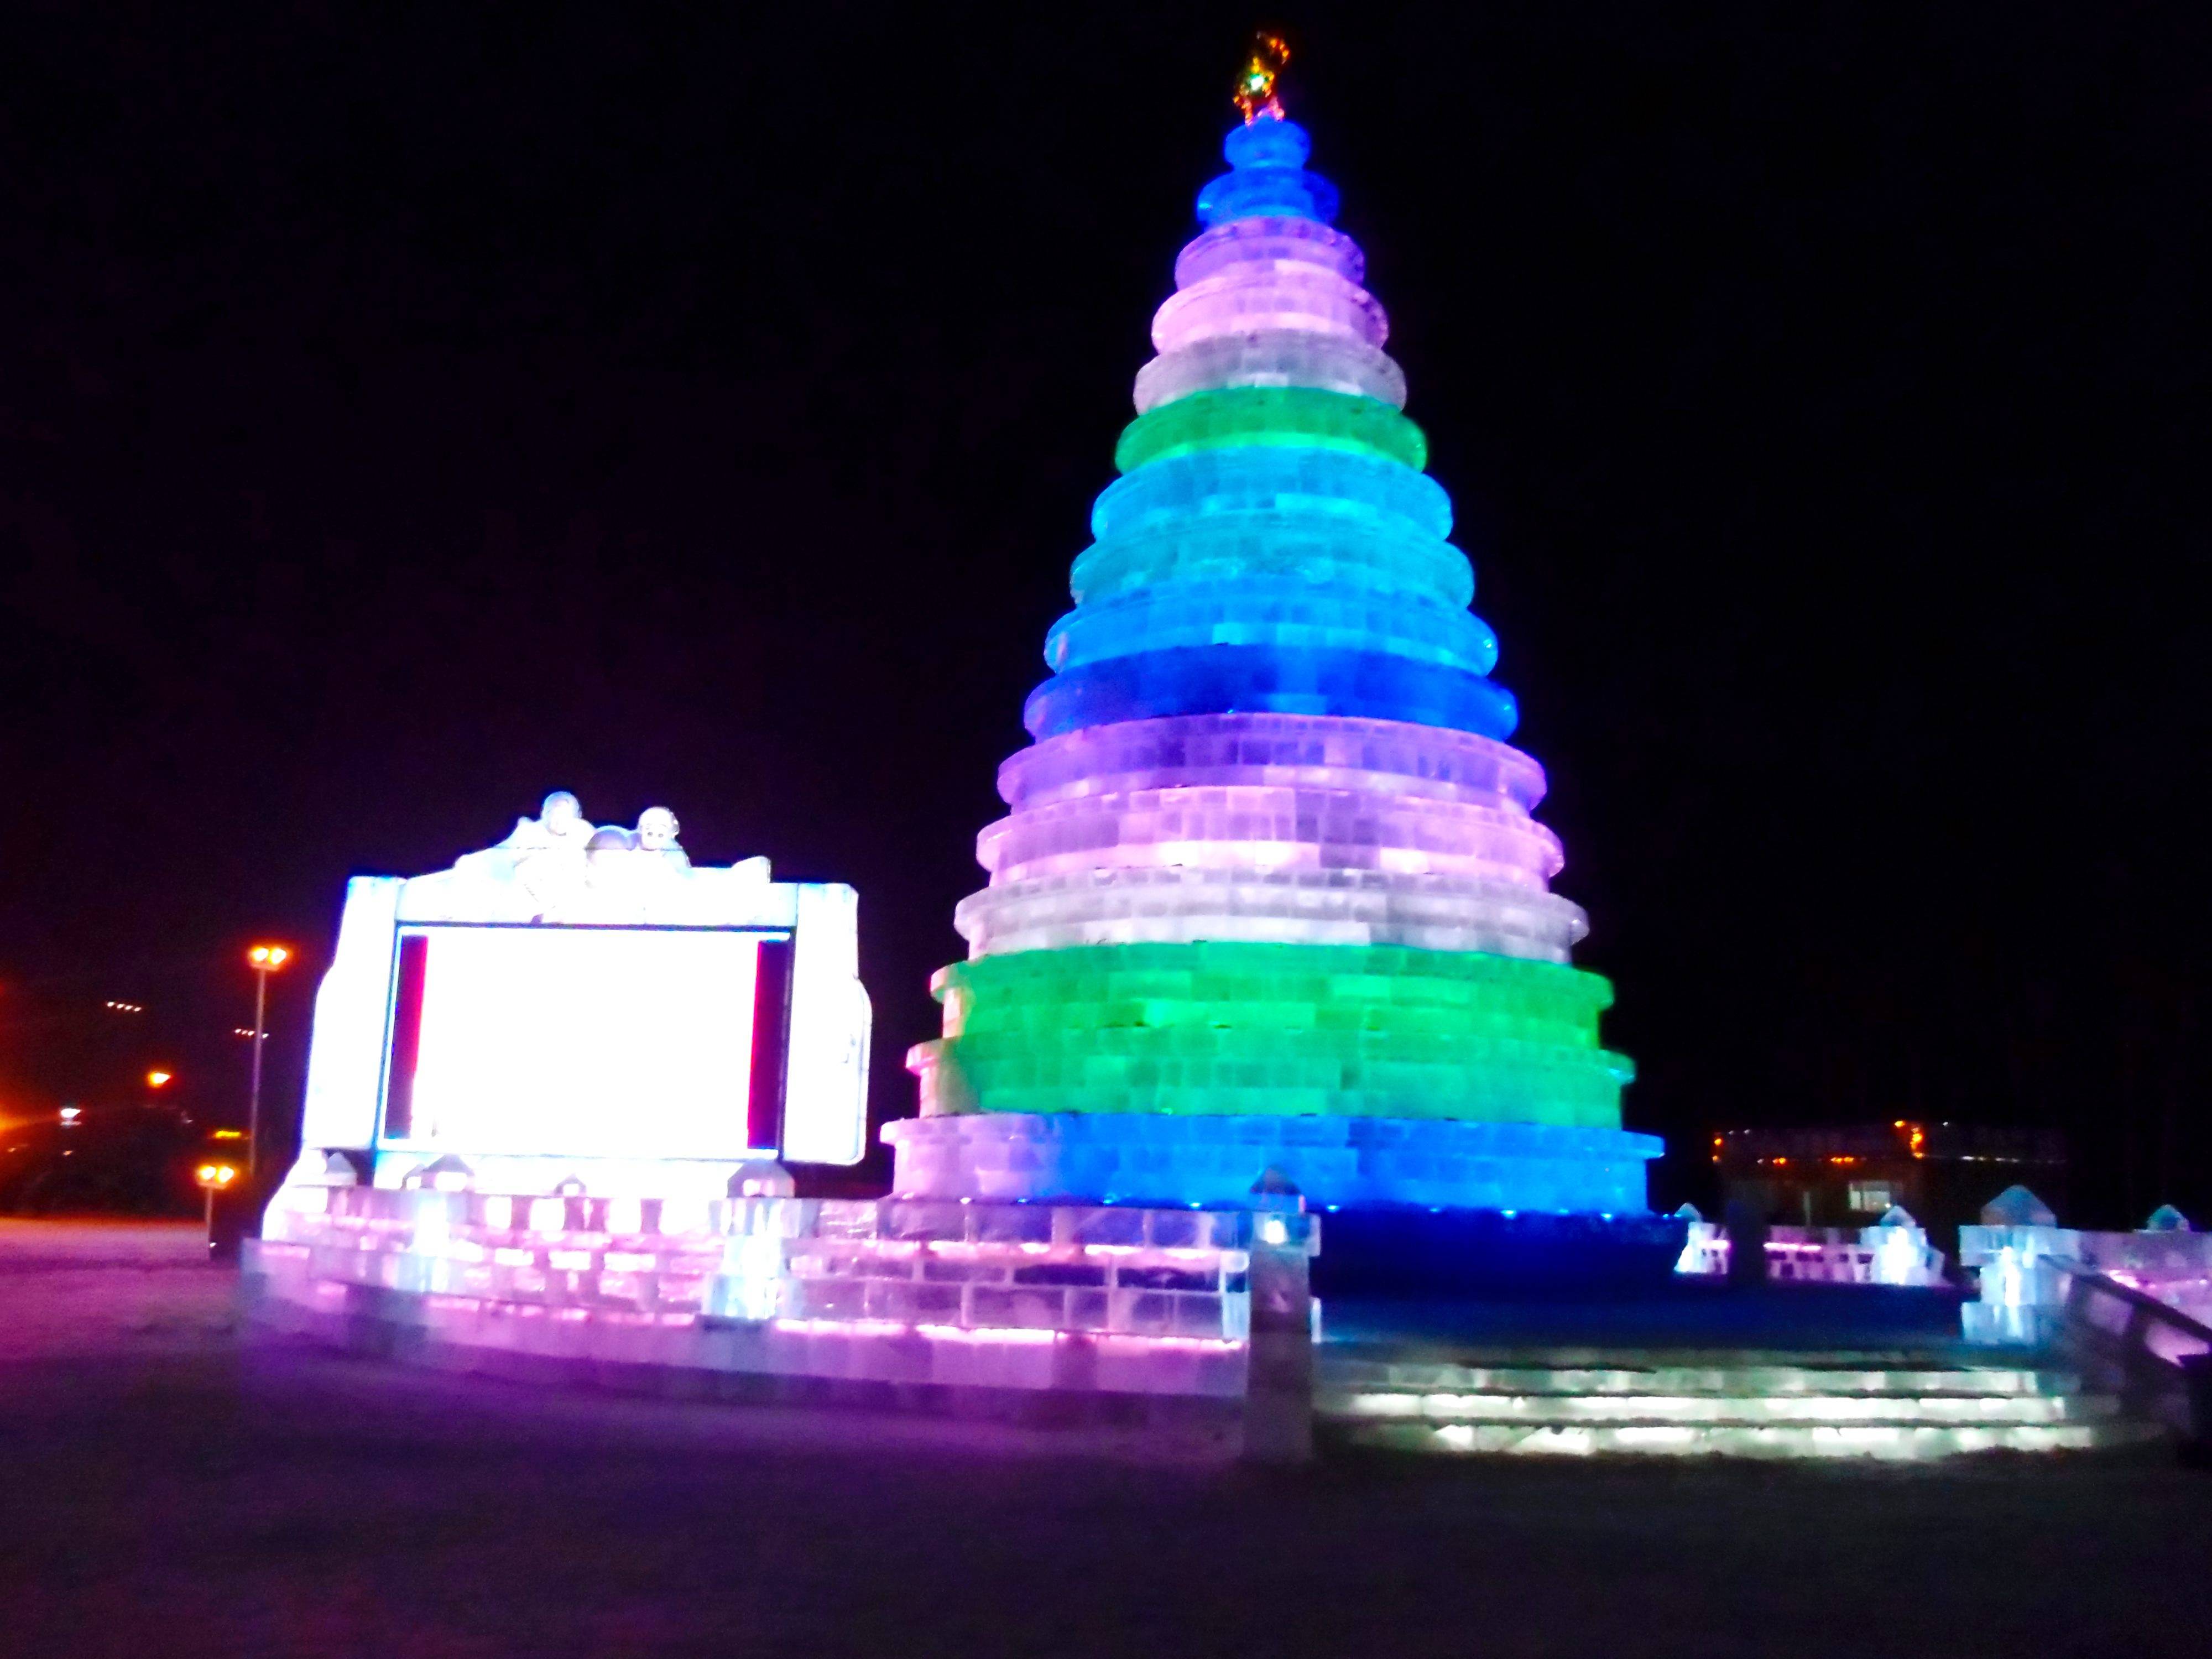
[889,65,1658,1219]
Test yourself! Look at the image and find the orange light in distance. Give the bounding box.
[146,1070,173,1089]
[195,1162,239,1188]
[248,944,292,970]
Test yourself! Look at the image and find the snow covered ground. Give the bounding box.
[1,1218,2208,1658]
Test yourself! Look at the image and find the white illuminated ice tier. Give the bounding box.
[274,794,873,1204]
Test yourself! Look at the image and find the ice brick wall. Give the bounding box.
[254,1183,1286,1396]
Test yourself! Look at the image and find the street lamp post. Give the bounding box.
[245,945,291,1181]
[196,1159,239,1245]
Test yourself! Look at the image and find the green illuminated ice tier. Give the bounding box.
[1114,386,1427,474]
[911,941,1632,1125]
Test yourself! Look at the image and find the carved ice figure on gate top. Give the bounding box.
[406,791,768,925]
[636,806,689,870]
[509,790,596,915]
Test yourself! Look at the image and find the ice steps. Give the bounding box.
[1315,1350,2163,1459]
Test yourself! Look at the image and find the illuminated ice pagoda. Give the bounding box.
[889,50,1658,1224]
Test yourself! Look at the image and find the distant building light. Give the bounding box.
[147,1070,174,1089]
[212,1129,244,1140]
[1849,1180,1900,1214]
[58,1105,82,1123]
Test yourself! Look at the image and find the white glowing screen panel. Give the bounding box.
[382,926,780,1161]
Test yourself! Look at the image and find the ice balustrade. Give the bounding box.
[1962,1219,2212,1345]
[1674,1216,1949,1287]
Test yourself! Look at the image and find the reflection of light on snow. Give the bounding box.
[403,927,758,1160]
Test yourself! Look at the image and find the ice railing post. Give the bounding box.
[1243,1167,1317,1463]
[1959,1186,2073,1345]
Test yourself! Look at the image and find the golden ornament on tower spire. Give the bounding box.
[1234,31,1292,123]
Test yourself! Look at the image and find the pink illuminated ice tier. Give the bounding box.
[889,91,1661,1215]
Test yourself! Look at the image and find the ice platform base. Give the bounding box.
[243,1183,1295,1430]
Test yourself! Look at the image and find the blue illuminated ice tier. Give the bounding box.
[890,101,1666,1236]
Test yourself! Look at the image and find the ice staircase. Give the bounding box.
[1316,1348,2161,1459]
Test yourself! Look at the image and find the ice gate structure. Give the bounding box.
[265,795,872,1199]
[889,107,1658,1223]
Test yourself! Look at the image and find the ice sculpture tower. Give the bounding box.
[889,62,1658,1218]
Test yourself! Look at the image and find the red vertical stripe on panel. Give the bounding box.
[748,936,794,1154]
[383,933,429,1139]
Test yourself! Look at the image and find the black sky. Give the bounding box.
[2,4,2206,1222]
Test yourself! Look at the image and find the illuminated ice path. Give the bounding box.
[892,107,1658,1212]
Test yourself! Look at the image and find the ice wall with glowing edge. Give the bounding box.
[895,113,1656,1210]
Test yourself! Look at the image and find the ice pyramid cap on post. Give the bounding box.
[1980,1184,2058,1228]
[1250,1165,1305,1213]
[2143,1203,2194,1233]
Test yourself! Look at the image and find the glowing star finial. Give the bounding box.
[1234,31,1291,124]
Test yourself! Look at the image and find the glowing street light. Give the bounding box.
[244,943,293,1181]
[196,1159,240,1237]
[147,1070,173,1089]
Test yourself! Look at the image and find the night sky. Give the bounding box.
[3,6,2205,1221]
